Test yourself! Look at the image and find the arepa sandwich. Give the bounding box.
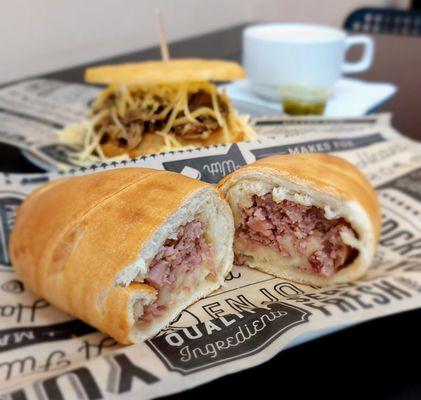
[59,59,256,165]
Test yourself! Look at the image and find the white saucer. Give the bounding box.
[222,78,397,117]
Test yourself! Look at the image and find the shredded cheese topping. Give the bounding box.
[58,81,257,165]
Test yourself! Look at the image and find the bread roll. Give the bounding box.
[218,154,381,286]
[10,168,234,343]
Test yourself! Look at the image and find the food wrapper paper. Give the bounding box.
[0,79,420,399]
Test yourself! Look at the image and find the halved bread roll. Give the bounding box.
[9,168,233,343]
[218,154,381,286]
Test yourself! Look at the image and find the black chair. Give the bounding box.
[344,7,421,36]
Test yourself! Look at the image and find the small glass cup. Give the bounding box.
[279,85,330,116]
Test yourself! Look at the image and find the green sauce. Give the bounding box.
[282,99,326,116]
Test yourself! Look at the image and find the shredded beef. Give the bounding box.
[93,89,228,149]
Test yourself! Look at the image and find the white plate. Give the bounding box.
[21,149,59,172]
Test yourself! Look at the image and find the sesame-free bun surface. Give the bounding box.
[10,168,234,343]
[218,153,381,286]
[85,58,246,85]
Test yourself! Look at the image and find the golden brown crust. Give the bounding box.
[102,284,156,344]
[85,58,246,85]
[9,168,208,343]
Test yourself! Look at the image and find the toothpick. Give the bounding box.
[155,9,170,62]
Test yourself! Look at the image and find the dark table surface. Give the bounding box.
[2,24,421,399]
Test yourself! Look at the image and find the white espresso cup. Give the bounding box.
[243,23,375,101]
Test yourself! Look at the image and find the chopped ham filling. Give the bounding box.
[237,193,358,276]
[141,220,211,323]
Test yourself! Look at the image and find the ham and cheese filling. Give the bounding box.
[236,193,358,277]
[140,220,213,323]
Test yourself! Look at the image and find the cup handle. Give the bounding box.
[342,35,375,74]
